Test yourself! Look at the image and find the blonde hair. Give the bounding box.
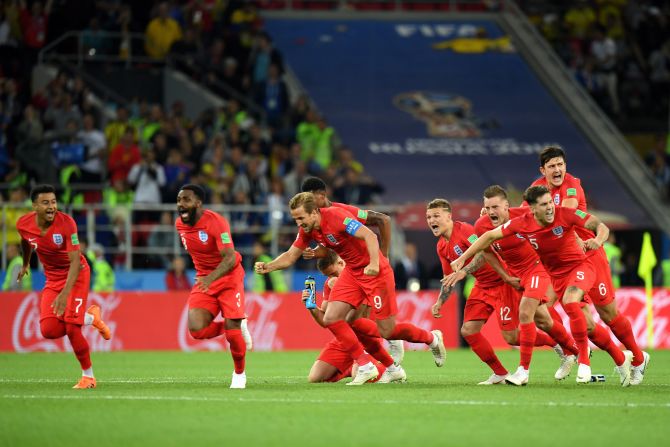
[289,192,317,213]
[427,198,451,212]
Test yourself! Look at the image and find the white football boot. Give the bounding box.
[576,363,592,384]
[377,364,407,383]
[554,354,577,380]
[387,340,405,365]
[346,362,379,386]
[230,371,247,389]
[629,351,650,386]
[505,366,529,386]
[478,373,508,385]
[429,330,446,367]
[615,350,633,387]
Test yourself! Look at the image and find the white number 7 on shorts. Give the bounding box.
[74,298,83,314]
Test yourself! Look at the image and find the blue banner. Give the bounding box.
[266,18,649,226]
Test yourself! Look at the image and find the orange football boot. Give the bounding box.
[86,305,111,340]
[72,376,96,389]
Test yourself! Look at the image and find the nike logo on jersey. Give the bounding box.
[28,238,37,242]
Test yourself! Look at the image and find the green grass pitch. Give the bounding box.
[1,349,668,447]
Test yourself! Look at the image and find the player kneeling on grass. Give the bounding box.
[305,251,391,383]
[17,184,111,389]
[256,193,444,386]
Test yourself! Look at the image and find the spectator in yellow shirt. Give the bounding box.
[145,2,182,59]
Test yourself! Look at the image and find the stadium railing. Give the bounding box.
[0,202,400,271]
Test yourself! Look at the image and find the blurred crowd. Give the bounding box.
[522,0,670,126]
[0,0,384,269]
[520,0,670,199]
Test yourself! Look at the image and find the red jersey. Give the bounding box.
[474,207,540,277]
[331,202,368,223]
[501,206,592,277]
[293,207,390,274]
[436,221,503,288]
[176,209,243,291]
[529,172,605,258]
[16,211,88,284]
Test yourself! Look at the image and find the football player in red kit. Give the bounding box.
[176,184,248,389]
[16,184,111,389]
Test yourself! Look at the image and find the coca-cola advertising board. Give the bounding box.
[0,290,462,352]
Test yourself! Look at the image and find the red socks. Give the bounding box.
[588,324,625,366]
[326,366,353,383]
[548,305,562,323]
[350,318,381,338]
[225,329,246,374]
[326,320,366,362]
[189,321,226,339]
[519,322,537,370]
[545,320,579,356]
[563,302,590,365]
[353,332,394,368]
[607,314,644,366]
[464,333,508,375]
[388,323,433,344]
[534,331,556,347]
[65,323,92,370]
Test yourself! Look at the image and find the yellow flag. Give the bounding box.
[637,231,657,349]
[637,232,657,280]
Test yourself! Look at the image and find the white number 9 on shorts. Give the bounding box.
[373,295,383,310]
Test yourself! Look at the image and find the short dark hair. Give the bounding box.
[317,249,339,273]
[523,185,550,205]
[539,146,566,167]
[427,198,451,212]
[180,184,206,201]
[30,184,56,202]
[483,185,507,200]
[301,177,327,193]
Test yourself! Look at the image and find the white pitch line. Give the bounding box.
[0,376,307,384]
[1,394,669,409]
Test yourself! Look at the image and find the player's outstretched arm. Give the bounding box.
[450,227,503,272]
[365,210,391,258]
[432,282,454,318]
[483,250,521,289]
[255,245,303,274]
[302,244,328,260]
[583,215,609,251]
[17,238,33,283]
[352,225,380,276]
[304,285,329,328]
[53,250,82,317]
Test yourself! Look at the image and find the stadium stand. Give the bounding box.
[0,0,668,289]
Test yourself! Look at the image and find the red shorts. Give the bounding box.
[465,283,519,331]
[317,339,354,374]
[188,273,246,319]
[519,262,551,302]
[40,268,90,325]
[329,265,398,320]
[496,284,520,331]
[585,251,615,307]
[550,262,595,304]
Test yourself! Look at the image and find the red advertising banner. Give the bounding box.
[2,288,667,352]
[0,290,460,352]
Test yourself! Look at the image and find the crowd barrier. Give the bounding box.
[1,288,668,352]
